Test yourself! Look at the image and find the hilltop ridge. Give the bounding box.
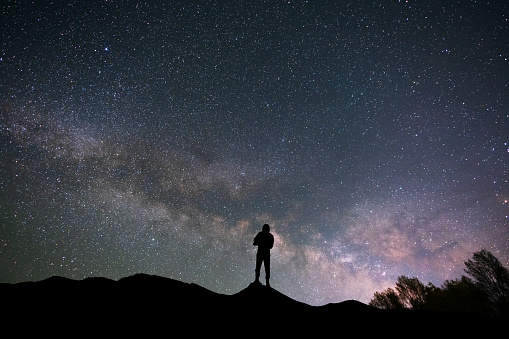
[1,274,501,336]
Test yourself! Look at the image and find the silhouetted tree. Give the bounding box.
[370,250,509,317]
[369,276,431,310]
[395,276,431,310]
[464,249,509,316]
[369,288,404,310]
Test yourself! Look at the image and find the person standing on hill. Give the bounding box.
[253,224,274,287]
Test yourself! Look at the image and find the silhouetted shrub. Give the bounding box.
[425,276,490,314]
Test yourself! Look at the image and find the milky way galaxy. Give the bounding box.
[1,1,508,305]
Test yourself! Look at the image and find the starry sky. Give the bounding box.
[1,0,508,306]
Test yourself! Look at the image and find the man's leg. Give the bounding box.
[264,254,270,287]
[255,252,262,282]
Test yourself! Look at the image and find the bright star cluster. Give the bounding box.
[1,1,508,305]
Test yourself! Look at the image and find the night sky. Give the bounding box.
[1,1,508,306]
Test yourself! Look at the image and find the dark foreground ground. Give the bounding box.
[1,274,503,336]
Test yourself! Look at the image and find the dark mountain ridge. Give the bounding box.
[1,274,502,335]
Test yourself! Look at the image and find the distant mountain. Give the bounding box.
[1,274,502,336]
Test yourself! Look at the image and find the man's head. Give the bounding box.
[262,224,270,232]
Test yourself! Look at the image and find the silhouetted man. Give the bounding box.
[253,224,274,287]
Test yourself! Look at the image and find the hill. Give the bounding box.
[1,274,502,336]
